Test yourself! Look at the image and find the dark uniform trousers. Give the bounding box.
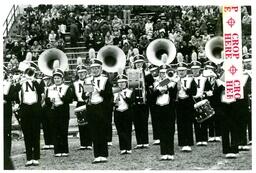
[176,98,194,146]
[208,88,222,138]
[235,99,250,146]
[132,104,149,145]
[52,105,70,154]
[114,109,132,150]
[77,102,92,147]
[20,103,41,160]
[87,103,108,158]
[220,102,239,154]
[207,113,221,138]
[149,104,160,140]
[4,102,14,169]
[156,104,175,155]
[106,106,113,143]
[193,98,208,142]
[41,105,54,146]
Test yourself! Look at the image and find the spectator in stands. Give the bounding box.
[105,31,114,45]
[10,41,21,59]
[145,19,153,38]
[138,35,150,55]
[31,41,42,59]
[94,31,104,51]
[48,30,57,44]
[70,21,80,47]
[112,15,123,30]
[55,38,65,51]
[5,37,14,54]
[122,40,131,55]
[112,27,121,45]
[127,29,136,42]
[9,55,19,71]
[242,11,251,36]
[82,11,91,25]
[202,30,211,46]
[87,32,96,49]
[197,46,207,64]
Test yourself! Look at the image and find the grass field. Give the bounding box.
[10,131,252,170]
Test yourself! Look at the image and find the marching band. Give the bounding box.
[3,37,252,167]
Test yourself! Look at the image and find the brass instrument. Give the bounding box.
[38,48,68,76]
[146,38,176,66]
[205,36,224,65]
[97,45,126,73]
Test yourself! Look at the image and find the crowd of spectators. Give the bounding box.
[4,5,252,73]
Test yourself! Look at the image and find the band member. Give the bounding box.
[101,70,115,146]
[40,75,54,150]
[148,64,160,145]
[83,59,113,163]
[237,54,251,150]
[4,70,18,169]
[45,69,73,157]
[131,55,151,149]
[213,68,240,158]
[191,61,212,146]
[153,65,177,160]
[242,54,252,145]
[71,65,92,150]
[15,67,44,166]
[204,61,221,142]
[113,75,133,154]
[175,62,197,152]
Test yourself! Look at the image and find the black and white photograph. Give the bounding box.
[1,1,254,171]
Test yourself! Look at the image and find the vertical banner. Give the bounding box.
[223,6,244,100]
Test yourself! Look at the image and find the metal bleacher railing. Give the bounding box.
[3,5,20,38]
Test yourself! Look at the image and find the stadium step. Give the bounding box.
[64,46,88,53]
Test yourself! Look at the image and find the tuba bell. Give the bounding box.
[38,48,68,76]
[96,45,126,73]
[146,38,176,66]
[205,36,224,65]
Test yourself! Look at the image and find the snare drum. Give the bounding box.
[74,105,88,126]
[194,99,215,123]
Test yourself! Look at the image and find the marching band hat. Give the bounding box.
[148,64,158,72]
[190,61,202,69]
[159,64,171,73]
[243,53,251,62]
[76,65,87,73]
[204,61,217,69]
[90,59,102,67]
[133,55,145,63]
[43,75,51,80]
[117,75,128,83]
[176,62,188,71]
[52,68,64,78]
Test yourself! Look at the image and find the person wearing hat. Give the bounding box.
[83,59,113,163]
[212,72,240,158]
[45,68,73,157]
[203,61,222,143]
[40,75,55,150]
[242,53,252,145]
[131,55,151,149]
[70,65,92,150]
[153,64,177,160]
[236,54,252,150]
[175,62,197,152]
[3,69,18,169]
[147,64,160,145]
[15,67,44,166]
[190,61,212,147]
[113,75,133,154]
